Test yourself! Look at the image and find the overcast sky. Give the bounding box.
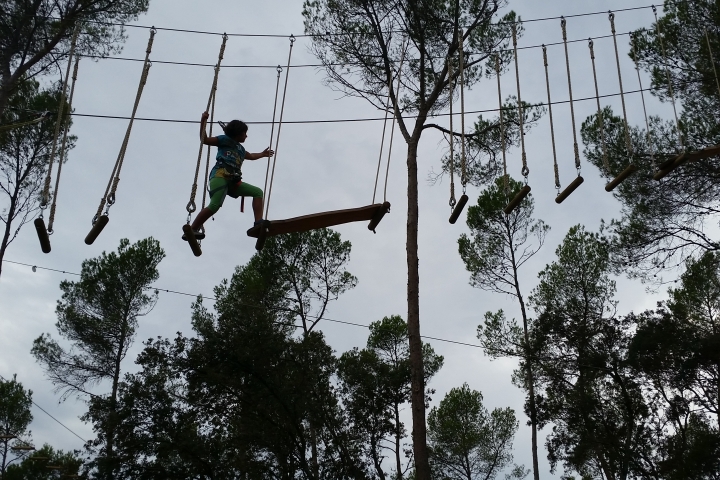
[0,0,680,477]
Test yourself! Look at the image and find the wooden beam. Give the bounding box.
[247,203,390,238]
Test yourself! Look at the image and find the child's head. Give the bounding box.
[220,120,248,142]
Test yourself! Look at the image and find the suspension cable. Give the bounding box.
[40,26,79,211]
[264,35,296,219]
[561,18,581,174]
[448,57,456,209]
[654,5,684,152]
[610,12,634,158]
[512,22,529,182]
[373,82,392,205]
[588,39,610,173]
[459,29,467,193]
[631,31,655,165]
[382,36,408,204]
[542,45,560,193]
[266,66,283,205]
[496,54,508,196]
[47,55,80,234]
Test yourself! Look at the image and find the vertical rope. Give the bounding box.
[265,66,284,205]
[47,55,80,234]
[458,29,467,192]
[265,35,296,219]
[512,23,529,181]
[704,27,720,102]
[41,26,79,209]
[561,18,581,173]
[373,82,392,204]
[200,87,218,212]
[187,34,227,217]
[93,28,155,223]
[448,56,456,209]
[496,54,508,196]
[382,37,409,204]
[589,39,610,173]
[631,31,655,164]
[654,6,685,151]
[610,12,633,158]
[542,45,560,192]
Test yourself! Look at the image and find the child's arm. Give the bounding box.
[200,111,219,146]
[245,147,274,160]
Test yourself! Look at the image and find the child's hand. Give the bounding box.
[262,147,275,158]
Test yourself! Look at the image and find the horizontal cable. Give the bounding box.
[83,2,669,39]
[78,31,630,69]
[66,86,668,126]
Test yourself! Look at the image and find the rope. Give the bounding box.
[186,34,227,217]
[542,45,560,192]
[373,80,392,205]
[512,23,529,180]
[200,87,218,213]
[631,31,655,165]
[589,39,610,173]
[704,27,720,102]
[459,29,467,192]
[382,37,408,204]
[0,113,49,132]
[561,18,581,174]
[609,12,633,158]
[448,57,456,208]
[47,55,80,234]
[653,6,684,152]
[264,35,295,220]
[496,54,508,196]
[41,26,79,210]
[265,66,283,205]
[92,28,155,224]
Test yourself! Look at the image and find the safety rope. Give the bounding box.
[41,26,79,210]
[704,27,720,102]
[459,29,467,193]
[588,39,610,173]
[0,113,49,132]
[264,35,295,219]
[542,45,560,193]
[266,66,283,204]
[609,12,633,158]
[373,76,392,205]
[92,28,155,225]
[448,57,456,209]
[495,54,508,196]
[200,87,218,213]
[186,34,227,218]
[561,18,581,174]
[631,31,655,165]
[47,55,80,234]
[653,6,684,152]
[512,23,529,181]
[382,37,408,204]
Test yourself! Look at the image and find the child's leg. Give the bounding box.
[191,208,214,231]
[233,182,264,223]
[192,177,228,230]
[252,197,263,222]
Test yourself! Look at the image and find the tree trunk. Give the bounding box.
[405,138,430,479]
[0,194,19,278]
[508,222,540,480]
[394,402,402,479]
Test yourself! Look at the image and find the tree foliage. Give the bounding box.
[0,78,75,276]
[0,0,150,116]
[0,375,33,476]
[427,383,526,480]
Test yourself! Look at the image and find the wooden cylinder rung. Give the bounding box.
[605,164,637,192]
[448,194,469,224]
[653,153,688,181]
[367,201,391,232]
[34,218,51,253]
[555,176,585,204]
[182,224,202,257]
[504,185,531,215]
[84,215,109,245]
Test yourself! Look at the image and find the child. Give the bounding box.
[184,111,274,240]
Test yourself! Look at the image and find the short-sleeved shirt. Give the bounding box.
[210,134,246,180]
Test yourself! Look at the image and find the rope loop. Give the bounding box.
[276,65,283,75]
[609,12,616,33]
[522,164,529,178]
[187,199,197,214]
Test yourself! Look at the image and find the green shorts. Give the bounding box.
[207,177,263,213]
